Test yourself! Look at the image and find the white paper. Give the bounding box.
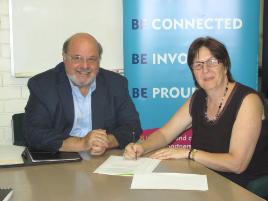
[131,173,208,191]
[94,155,161,176]
[0,145,25,165]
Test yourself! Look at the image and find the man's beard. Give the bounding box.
[67,71,96,87]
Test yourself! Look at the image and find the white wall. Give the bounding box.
[10,0,123,77]
[0,0,124,144]
[0,0,30,144]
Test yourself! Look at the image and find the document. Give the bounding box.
[131,173,208,191]
[0,145,24,166]
[94,155,161,176]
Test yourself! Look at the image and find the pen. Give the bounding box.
[132,131,137,160]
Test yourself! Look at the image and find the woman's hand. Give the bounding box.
[123,143,144,160]
[149,147,189,160]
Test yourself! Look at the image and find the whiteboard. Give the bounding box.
[9,0,123,77]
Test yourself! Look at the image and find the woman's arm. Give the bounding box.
[124,97,192,159]
[193,93,264,173]
[140,98,193,154]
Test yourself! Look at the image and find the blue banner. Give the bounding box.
[123,0,260,131]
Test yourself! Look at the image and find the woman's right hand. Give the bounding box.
[123,143,144,160]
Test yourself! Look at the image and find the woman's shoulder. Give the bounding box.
[234,82,264,115]
[231,82,260,102]
[235,82,257,94]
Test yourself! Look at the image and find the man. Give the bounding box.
[23,33,142,155]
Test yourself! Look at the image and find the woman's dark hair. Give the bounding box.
[187,36,234,87]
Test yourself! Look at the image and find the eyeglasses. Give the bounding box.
[192,58,220,70]
[64,54,99,65]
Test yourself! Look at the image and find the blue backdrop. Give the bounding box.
[123,0,260,130]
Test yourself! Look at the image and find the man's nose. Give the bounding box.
[81,59,89,68]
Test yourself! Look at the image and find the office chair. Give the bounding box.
[12,113,26,146]
[247,175,268,200]
[246,99,268,199]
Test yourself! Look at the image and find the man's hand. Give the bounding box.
[60,129,119,155]
[86,130,119,155]
[83,129,108,155]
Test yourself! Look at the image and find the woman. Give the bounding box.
[124,36,268,188]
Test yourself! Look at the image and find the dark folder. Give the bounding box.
[0,188,13,201]
[22,148,82,165]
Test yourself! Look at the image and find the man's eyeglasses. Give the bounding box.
[192,58,220,70]
[64,54,99,65]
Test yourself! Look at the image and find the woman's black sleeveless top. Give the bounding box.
[190,82,268,187]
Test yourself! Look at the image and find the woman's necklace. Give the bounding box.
[205,82,229,123]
